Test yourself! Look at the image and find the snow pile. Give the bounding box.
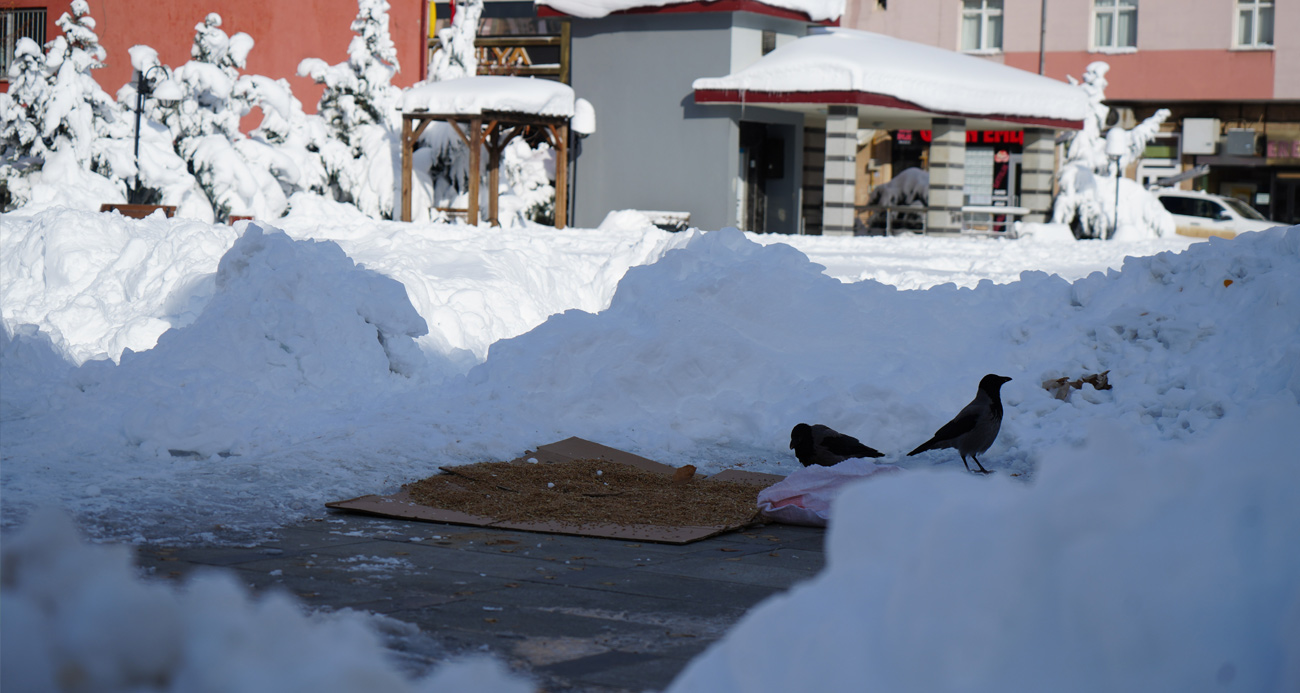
[0,208,238,364]
[3,212,1296,547]
[2,207,1297,689]
[0,511,533,693]
[71,222,427,459]
[467,227,1300,466]
[277,193,694,363]
[669,400,1300,691]
[755,228,1195,287]
[693,28,1088,125]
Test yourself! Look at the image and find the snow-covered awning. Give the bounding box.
[402,76,577,120]
[536,0,843,23]
[693,28,1088,130]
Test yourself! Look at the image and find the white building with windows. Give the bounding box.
[845,0,1300,225]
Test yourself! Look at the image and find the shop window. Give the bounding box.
[961,0,1003,53]
[1236,0,1273,48]
[1,8,46,77]
[1093,0,1137,51]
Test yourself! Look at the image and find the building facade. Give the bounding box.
[557,9,812,233]
[1,0,428,113]
[846,0,1300,224]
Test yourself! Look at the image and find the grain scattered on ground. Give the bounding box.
[404,459,768,528]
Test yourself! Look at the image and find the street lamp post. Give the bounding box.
[1104,127,1127,240]
[129,65,179,204]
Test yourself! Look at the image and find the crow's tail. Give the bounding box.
[907,439,936,456]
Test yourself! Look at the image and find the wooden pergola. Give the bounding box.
[400,110,570,228]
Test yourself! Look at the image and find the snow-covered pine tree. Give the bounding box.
[298,0,403,218]
[0,0,121,209]
[42,0,120,168]
[428,0,481,82]
[0,38,49,208]
[159,14,290,221]
[0,38,50,163]
[299,0,401,142]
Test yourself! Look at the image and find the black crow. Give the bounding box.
[790,423,884,467]
[907,374,1012,474]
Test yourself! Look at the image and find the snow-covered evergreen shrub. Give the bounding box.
[0,38,49,208]
[428,0,481,82]
[141,13,295,221]
[0,0,123,210]
[298,0,403,218]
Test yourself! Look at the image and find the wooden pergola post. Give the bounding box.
[486,122,501,226]
[400,113,435,222]
[401,115,413,222]
[467,116,483,225]
[548,122,569,229]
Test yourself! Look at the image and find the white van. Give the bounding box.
[1154,189,1280,238]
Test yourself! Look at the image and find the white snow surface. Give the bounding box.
[693,28,1089,125]
[671,401,1300,691]
[536,0,844,21]
[401,76,578,118]
[0,510,534,692]
[3,204,1299,689]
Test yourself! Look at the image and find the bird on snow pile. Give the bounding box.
[907,374,1012,474]
[790,423,884,467]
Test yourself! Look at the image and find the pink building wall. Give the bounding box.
[847,0,1298,101]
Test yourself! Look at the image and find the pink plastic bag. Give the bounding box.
[757,459,901,526]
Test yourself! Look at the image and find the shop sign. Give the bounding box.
[1266,139,1300,159]
[896,130,1024,146]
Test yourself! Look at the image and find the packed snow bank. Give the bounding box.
[754,230,1196,288]
[465,227,1300,469]
[0,511,533,693]
[277,192,694,364]
[2,210,1295,544]
[668,399,1300,692]
[0,207,238,364]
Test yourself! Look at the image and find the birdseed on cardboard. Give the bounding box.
[404,459,766,528]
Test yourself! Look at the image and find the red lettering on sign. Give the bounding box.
[909,130,1024,145]
[1267,140,1300,158]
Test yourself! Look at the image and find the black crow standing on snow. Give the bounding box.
[907,374,1012,474]
[790,423,884,467]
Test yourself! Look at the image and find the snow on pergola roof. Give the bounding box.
[536,0,843,23]
[693,28,1089,130]
[402,76,577,119]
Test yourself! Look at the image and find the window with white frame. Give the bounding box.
[1237,0,1274,47]
[961,0,1003,52]
[1093,0,1137,50]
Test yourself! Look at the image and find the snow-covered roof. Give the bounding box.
[693,28,1089,129]
[536,0,843,22]
[401,76,577,119]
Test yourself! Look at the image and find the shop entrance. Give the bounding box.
[739,122,787,233]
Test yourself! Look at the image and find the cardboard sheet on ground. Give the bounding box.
[326,437,786,544]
